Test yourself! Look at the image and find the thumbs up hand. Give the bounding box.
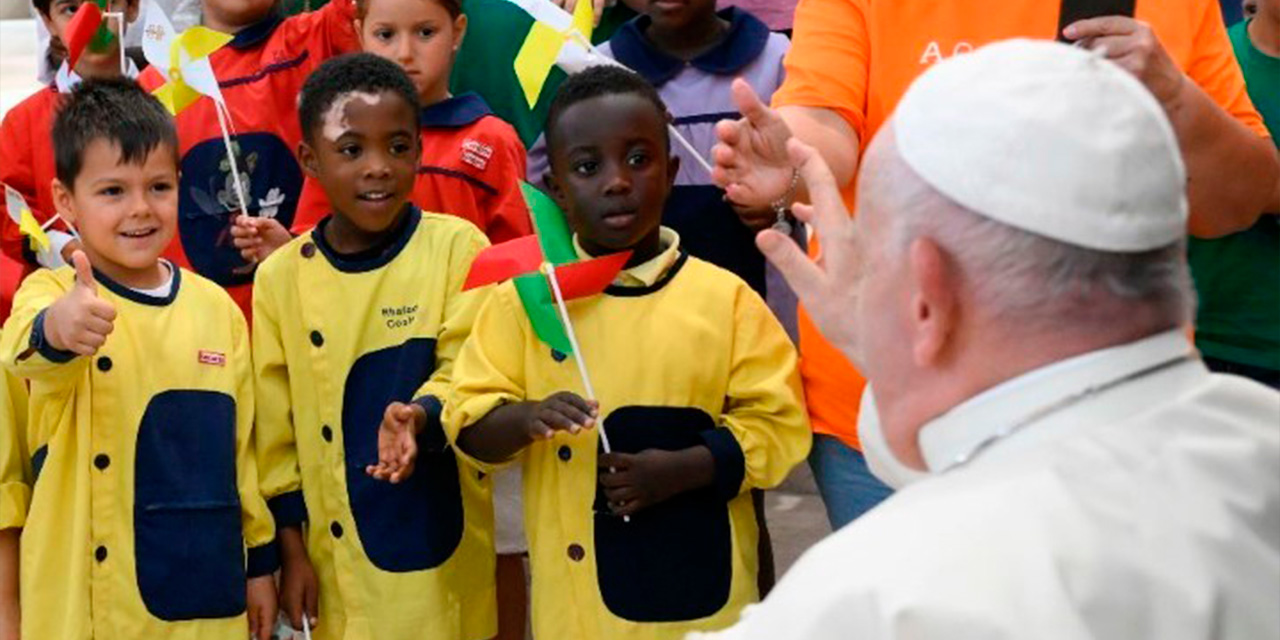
[44,250,117,356]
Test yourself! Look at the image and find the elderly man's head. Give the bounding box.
[846,41,1192,469]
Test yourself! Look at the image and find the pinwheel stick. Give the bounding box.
[213,102,252,218]
[544,262,631,523]
[103,12,126,75]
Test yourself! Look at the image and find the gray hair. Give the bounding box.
[860,135,1195,334]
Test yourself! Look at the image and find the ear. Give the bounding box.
[907,237,957,368]
[297,141,320,179]
[353,18,364,44]
[666,153,680,190]
[452,13,468,51]
[542,170,568,210]
[51,178,77,226]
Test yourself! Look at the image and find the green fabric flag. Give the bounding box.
[514,272,573,355]
[521,182,577,265]
[88,0,116,53]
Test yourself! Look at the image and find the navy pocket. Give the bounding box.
[593,406,734,622]
[134,390,247,620]
[343,338,464,572]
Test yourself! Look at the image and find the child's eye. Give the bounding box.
[627,152,651,168]
[151,181,174,194]
[374,28,394,41]
[98,186,123,197]
[417,27,436,38]
[391,141,413,155]
[572,161,599,176]
[339,144,361,158]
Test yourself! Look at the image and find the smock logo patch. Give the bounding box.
[199,350,226,366]
[461,138,493,171]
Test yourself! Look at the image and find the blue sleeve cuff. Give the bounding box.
[267,491,307,529]
[699,428,746,502]
[246,539,280,577]
[413,395,446,454]
[30,309,76,363]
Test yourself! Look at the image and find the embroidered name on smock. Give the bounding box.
[381,305,419,329]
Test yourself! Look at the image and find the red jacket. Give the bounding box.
[295,93,532,244]
[138,0,359,318]
[0,87,67,275]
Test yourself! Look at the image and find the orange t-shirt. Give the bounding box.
[772,0,1269,449]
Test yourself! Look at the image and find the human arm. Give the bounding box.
[1064,15,1280,236]
[0,529,16,640]
[0,253,111,388]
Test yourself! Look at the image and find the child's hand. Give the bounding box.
[44,251,116,356]
[527,392,598,441]
[598,447,715,518]
[279,530,319,634]
[366,402,427,484]
[246,574,278,640]
[231,214,292,263]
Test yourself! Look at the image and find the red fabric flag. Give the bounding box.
[462,235,544,291]
[64,1,104,69]
[553,251,631,300]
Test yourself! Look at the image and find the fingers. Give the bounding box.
[597,452,631,472]
[714,118,744,148]
[285,593,305,630]
[788,138,846,230]
[1062,16,1138,41]
[730,78,779,130]
[756,227,825,303]
[305,582,319,629]
[71,250,97,293]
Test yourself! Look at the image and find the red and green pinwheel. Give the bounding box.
[463,182,631,357]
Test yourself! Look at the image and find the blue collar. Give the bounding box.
[94,262,181,307]
[608,7,770,87]
[312,204,421,273]
[418,92,493,129]
[229,12,283,50]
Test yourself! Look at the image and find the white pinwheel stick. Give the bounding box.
[140,0,250,218]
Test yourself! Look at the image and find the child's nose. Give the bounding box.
[603,166,632,195]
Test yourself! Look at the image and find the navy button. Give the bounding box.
[551,349,567,362]
[95,546,108,562]
[301,242,316,258]
[93,454,110,470]
[558,445,572,461]
[567,543,585,562]
[331,521,343,538]
[310,331,324,347]
[321,425,333,442]
[96,356,112,372]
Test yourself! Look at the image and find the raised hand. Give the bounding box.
[366,402,427,484]
[712,79,797,209]
[44,250,117,356]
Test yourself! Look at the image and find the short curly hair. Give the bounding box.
[297,52,422,144]
[544,65,670,158]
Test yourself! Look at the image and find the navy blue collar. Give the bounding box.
[312,204,421,273]
[418,92,493,129]
[609,8,770,87]
[94,261,181,307]
[229,12,283,50]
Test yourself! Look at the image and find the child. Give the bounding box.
[530,1,791,305]
[0,79,278,640]
[1,0,141,278]
[252,53,496,640]
[442,66,811,640]
[138,0,361,318]
[290,0,532,244]
[0,361,27,640]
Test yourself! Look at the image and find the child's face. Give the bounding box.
[202,0,276,32]
[299,90,421,234]
[357,0,466,105]
[546,93,678,259]
[42,0,139,78]
[52,139,179,285]
[644,0,717,33]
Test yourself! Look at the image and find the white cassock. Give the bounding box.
[692,330,1280,640]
